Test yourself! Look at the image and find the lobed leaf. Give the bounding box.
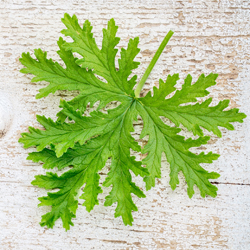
[19,14,246,230]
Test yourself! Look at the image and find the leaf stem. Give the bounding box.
[134,30,174,98]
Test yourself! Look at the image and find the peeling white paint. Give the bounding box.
[0,91,13,138]
[0,0,249,249]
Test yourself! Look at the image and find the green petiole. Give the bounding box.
[134,30,174,98]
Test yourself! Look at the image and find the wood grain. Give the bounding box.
[0,0,249,249]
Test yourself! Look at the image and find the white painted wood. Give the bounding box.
[0,0,249,249]
[0,92,13,138]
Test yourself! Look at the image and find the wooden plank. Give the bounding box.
[0,0,249,249]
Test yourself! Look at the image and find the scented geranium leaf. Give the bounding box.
[61,14,140,95]
[32,167,83,230]
[20,38,93,98]
[61,14,113,80]
[20,37,125,109]
[30,138,106,230]
[103,157,146,226]
[164,73,218,106]
[56,34,140,121]
[19,100,116,157]
[19,14,246,230]
[19,115,93,156]
[27,143,88,170]
[137,102,220,197]
[102,101,148,225]
[142,74,217,107]
[28,101,148,229]
[117,37,140,94]
[159,98,246,137]
[139,73,246,193]
[31,134,112,225]
[27,148,70,170]
[142,74,247,137]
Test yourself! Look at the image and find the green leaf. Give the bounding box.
[139,73,246,193]
[142,73,246,137]
[19,100,116,157]
[32,168,83,230]
[29,101,148,229]
[136,102,220,196]
[19,13,246,230]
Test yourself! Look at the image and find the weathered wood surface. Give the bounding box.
[0,0,250,249]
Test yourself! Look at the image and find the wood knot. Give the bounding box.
[0,92,13,139]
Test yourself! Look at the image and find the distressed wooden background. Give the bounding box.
[0,0,250,249]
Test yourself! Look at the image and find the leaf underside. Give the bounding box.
[19,13,246,230]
